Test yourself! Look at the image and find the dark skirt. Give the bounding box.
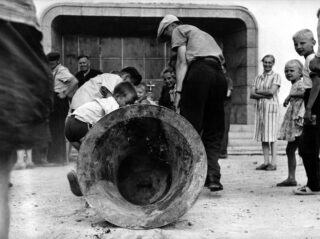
[0,20,53,153]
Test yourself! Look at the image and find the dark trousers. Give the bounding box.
[180,58,227,183]
[47,94,69,164]
[220,98,232,155]
[298,89,320,191]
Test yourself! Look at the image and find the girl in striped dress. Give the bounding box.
[250,55,281,171]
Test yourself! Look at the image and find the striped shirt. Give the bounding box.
[0,0,40,31]
[253,71,281,142]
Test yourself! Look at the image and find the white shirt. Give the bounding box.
[52,64,76,94]
[71,73,123,110]
[303,53,315,89]
[73,97,119,125]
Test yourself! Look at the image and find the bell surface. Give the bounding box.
[77,104,207,229]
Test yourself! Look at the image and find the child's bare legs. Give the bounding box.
[0,151,15,239]
[277,139,299,186]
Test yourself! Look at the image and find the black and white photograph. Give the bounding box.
[1,0,320,238]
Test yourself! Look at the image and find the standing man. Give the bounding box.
[0,0,53,238]
[157,15,227,191]
[75,55,102,88]
[47,52,78,164]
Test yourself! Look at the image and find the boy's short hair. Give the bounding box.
[292,29,315,41]
[285,59,303,75]
[113,81,137,104]
[121,67,142,86]
[136,82,148,91]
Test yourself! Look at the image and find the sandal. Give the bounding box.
[276,179,297,187]
[293,185,320,195]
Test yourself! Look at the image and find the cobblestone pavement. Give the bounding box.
[9,155,320,239]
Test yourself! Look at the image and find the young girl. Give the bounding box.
[135,82,156,105]
[277,59,305,186]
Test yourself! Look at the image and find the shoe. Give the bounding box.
[265,164,277,171]
[219,154,228,159]
[276,179,297,187]
[255,164,268,170]
[208,182,223,192]
[293,185,320,195]
[67,170,83,197]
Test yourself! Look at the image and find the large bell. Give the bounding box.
[77,104,207,229]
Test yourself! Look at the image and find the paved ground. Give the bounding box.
[9,155,320,239]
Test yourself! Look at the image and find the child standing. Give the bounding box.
[277,60,305,187]
[65,82,137,151]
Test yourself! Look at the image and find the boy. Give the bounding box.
[65,82,137,151]
[293,26,320,195]
[66,81,137,197]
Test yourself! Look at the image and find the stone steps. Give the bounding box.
[228,124,286,155]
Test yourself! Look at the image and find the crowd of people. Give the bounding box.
[251,16,320,196]
[0,0,320,238]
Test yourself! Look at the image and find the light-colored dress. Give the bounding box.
[253,71,281,142]
[278,79,305,142]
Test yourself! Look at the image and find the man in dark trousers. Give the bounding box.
[157,15,227,191]
[75,55,102,88]
[0,1,53,238]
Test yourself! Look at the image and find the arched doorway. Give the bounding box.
[41,3,258,124]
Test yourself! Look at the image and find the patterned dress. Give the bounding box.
[278,79,305,142]
[253,71,281,142]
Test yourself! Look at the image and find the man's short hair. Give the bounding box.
[77,55,89,60]
[121,67,142,86]
[46,52,60,61]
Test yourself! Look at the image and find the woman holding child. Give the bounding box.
[250,55,281,171]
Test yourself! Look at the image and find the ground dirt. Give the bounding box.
[9,155,320,239]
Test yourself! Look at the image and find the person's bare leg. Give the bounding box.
[262,142,270,165]
[0,151,15,239]
[270,142,277,166]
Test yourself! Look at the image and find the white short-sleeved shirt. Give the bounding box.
[70,73,123,110]
[52,64,76,94]
[303,53,315,89]
[73,97,119,125]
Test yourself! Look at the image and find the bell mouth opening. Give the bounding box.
[117,154,172,205]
